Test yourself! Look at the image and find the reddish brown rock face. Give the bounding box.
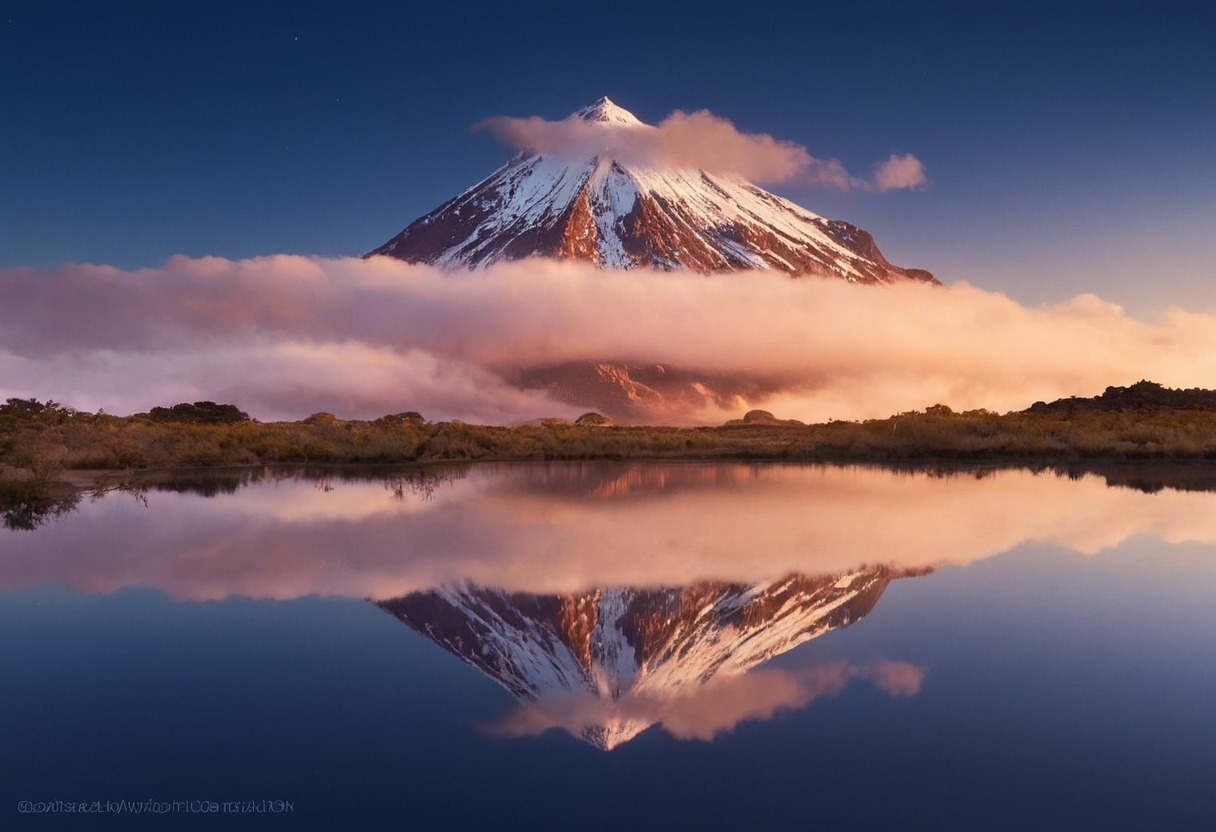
[557,189,600,261]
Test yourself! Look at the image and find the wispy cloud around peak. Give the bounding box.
[477,106,927,191]
[872,153,930,192]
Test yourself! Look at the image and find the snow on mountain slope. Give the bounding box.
[377,566,911,749]
[366,98,935,286]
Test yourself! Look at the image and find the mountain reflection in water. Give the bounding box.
[379,568,927,749]
[6,461,1216,830]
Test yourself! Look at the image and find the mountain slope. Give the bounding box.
[366,97,935,286]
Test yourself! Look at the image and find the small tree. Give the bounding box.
[146,401,250,425]
[575,412,612,427]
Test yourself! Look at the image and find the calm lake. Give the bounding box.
[4,462,1216,830]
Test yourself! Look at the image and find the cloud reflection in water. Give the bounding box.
[5,463,1216,601]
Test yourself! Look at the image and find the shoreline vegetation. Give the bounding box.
[5,380,1216,526]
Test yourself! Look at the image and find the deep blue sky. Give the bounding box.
[3,0,1213,314]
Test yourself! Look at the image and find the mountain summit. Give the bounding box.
[572,95,643,125]
[366,98,935,285]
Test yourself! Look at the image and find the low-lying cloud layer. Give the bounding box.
[2,255,1215,424]
[478,108,927,191]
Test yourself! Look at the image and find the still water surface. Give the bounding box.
[3,462,1216,830]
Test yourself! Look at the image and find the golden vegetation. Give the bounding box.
[3,388,1216,485]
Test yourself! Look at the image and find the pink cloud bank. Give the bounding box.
[8,463,1216,601]
[2,255,1215,424]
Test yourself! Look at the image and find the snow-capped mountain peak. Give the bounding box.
[572,96,643,126]
[366,98,935,285]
